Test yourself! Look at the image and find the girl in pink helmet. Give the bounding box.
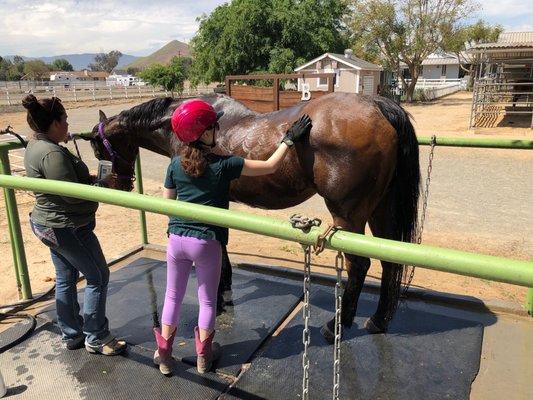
[153,98,311,375]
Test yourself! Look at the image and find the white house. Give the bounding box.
[106,74,145,86]
[49,70,109,84]
[294,49,382,95]
[420,53,468,79]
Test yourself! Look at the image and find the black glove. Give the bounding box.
[282,114,312,147]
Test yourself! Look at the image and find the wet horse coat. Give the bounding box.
[87,92,420,336]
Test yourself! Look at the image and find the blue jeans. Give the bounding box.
[30,219,112,346]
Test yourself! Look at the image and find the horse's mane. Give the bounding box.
[113,93,256,156]
[117,94,255,132]
[165,94,256,155]
[118,96,175,130]
[210,94,255,120]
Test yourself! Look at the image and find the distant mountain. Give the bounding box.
[3,53,138,70]
[125,40,190,70]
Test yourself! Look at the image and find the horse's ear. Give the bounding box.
[99,110,108,123]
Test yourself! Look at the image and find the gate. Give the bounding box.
[225,73,335,113]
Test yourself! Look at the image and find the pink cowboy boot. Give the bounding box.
[153,327,176,375]
[194,326,221,374]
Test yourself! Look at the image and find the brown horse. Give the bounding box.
[82,92,420,339]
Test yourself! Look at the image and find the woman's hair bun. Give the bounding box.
[22,94,41,111]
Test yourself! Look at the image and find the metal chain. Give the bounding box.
[332,251,344,400]
[290,213,322,232]
[302,245,312,400]
[402,134,436,296]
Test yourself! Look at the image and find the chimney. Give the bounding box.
[344,49,353,59]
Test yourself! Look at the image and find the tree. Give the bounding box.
[89,50,123,72]
[189,0,349,84]
[139,57,191,97]
[51,58,74,71]
[126,66,140,76]
[348,0,476,101]
[268,48,306,75]
[0,57,13,81]
[23,60,50,80]
[442,20,502,87]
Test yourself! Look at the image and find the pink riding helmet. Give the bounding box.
[171,99,223,143]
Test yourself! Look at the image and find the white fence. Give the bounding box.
[0,82,215,106]
[403,78,468,100]
[405,78,467,88]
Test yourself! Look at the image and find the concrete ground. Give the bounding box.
[1,248,531,399]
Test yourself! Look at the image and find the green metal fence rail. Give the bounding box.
[1,174,532,313]
[417,137,533,149]
[1,137,532,313]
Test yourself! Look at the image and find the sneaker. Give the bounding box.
[85,337,127,356]
[65,335,86,350]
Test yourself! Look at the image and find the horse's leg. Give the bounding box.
[366,195,404,334]
[220,245,232,291]
[320,201,370,344]
[217,245,232,314]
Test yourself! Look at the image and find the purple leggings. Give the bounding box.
[161,234,222,330]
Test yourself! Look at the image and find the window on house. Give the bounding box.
[441,65,447,76]
[319,74,336,86]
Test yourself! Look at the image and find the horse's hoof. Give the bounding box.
[320,319,336,344]
[222,290,234,306]
[364,317,387,334]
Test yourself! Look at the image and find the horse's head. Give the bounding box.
[83,110,139,191]
[78,95,252,191]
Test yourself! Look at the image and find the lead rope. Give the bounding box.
[1,126,27,148]
[69,133,83,160]
[332,251,344,400]
[402,134,436,297]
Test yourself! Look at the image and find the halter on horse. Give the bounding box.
[83,112,141,191]
[84,93,420,339]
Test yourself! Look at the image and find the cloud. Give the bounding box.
[0,0,226,56]
[1,0,531,57]
[479,0,533,18]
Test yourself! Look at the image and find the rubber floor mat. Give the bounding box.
[40,257,303,377]
[225,287,484,400]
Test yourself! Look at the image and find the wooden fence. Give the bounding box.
[225,73,335,113]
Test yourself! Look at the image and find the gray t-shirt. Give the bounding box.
[24,136,98,228]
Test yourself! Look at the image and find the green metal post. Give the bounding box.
[7,207,23,296]
[0,151,22,299]
[1,175,532,290]
[0,150,32,299]
[135,153,148,245]
[526,288,533,316]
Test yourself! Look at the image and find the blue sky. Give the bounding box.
[0,0,531,57]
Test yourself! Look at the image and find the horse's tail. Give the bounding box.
[373,96,421,321]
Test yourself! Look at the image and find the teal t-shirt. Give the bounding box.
[164,154,244,245]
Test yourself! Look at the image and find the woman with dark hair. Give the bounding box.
[154,99,312,375]
[22,94,126,356]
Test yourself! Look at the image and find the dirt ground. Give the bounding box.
[1,91,531,310]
